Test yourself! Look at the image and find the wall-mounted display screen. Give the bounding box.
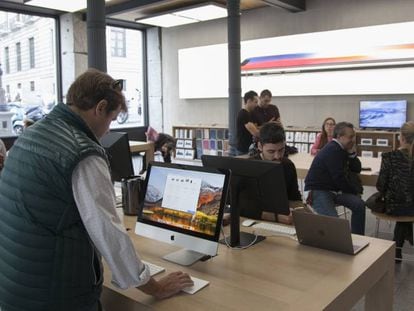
[359,100,407,129]
[178,22,414,98]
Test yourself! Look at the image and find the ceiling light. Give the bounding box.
[137,14,197,28]
[136,3,227,28]
[24,0,112,13]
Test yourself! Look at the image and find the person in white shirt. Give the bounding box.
[0,69,192,311]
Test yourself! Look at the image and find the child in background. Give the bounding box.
[146,126,176,163]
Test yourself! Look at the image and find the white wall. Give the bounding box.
[158,0,414,133]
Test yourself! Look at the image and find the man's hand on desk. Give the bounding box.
[138,271,194,299]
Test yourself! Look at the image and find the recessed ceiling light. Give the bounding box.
[136,3,227,28]
[24,0,112,13]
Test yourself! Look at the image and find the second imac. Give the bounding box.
[100,131,134,182]
[202,155,290,247]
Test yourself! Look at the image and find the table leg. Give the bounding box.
[365,246,394,310]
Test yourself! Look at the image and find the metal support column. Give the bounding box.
[227,0,241,150]
[87,0,107,71]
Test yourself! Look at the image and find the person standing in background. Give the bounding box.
[233,90,260,156]
[311,117,336,155]
[251,89,280,126]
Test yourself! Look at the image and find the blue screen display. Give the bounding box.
[359,100,407,129]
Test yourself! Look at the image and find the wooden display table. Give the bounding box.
[102,215,394,310]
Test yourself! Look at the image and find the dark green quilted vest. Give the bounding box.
[0,103,108,311]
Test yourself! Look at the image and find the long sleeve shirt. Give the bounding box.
[305,140,361,194]
[310,133,333,155]
[72,155,151,289]
[376,149,414,215]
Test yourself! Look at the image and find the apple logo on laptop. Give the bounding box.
[317,229,325,237]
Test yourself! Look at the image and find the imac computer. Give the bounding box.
[359,100,407,129]
[202,155,290,248]
[135,162,230,266]
[100,131,134,182]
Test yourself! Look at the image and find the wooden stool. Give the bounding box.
[336,205,348,219]
[371,211,414,237]
[371,211,414,261]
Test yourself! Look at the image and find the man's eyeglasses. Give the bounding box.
[112,79,123,91]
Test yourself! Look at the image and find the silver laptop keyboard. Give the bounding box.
[252,222,296,236]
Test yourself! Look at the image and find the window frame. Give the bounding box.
[106,18,149,130]
[4,46,10,74]
[29,37,35,69]
[0,1,62,107]
[110,27,126,57]
[16,42,21,72]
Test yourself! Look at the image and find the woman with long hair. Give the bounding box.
[310,117,336,155]
[376,121,414,261]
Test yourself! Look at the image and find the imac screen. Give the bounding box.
[139,162,230,241]
[359,100,407,129]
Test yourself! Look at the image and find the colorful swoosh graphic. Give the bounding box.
[241,43,414,72]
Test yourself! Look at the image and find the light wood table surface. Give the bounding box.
[102,215,394,311]
[129,141,154,171]
[289,153,381,186]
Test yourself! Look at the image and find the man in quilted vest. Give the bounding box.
[0,69,192,311]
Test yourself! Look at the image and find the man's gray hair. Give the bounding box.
[333,122,354,138]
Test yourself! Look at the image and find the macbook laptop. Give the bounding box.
[292,210,369,255]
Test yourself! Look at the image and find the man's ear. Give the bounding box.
[95,99,108,116]
[258,142,263,152]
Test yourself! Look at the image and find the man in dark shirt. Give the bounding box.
[250,122,304,224]
[305,122,366,235]
[234,90,259,155]
[251,89,280,126]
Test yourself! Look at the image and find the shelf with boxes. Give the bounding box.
[285,127,399,157]
[173,125,229,160]
[356,130,398,158]
[285,127,319,154]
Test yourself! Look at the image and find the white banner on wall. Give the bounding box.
[178,21,414,98]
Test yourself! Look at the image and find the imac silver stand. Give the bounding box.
[163,249,208,266]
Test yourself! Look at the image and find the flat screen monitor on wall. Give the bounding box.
[359,100,407,129]
[135,162,230,266]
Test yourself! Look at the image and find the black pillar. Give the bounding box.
[87,0,107,72]
[227,1,241,149]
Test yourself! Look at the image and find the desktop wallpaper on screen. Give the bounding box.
[359,100,407,129]
[142,166,225,236]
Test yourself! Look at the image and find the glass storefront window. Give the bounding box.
[0,11,57,136]
[106,26,145,129]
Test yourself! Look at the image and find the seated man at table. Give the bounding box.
[305,122,366,235]
[250,122,305,224]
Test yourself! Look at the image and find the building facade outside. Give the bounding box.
[0,11,145,136]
